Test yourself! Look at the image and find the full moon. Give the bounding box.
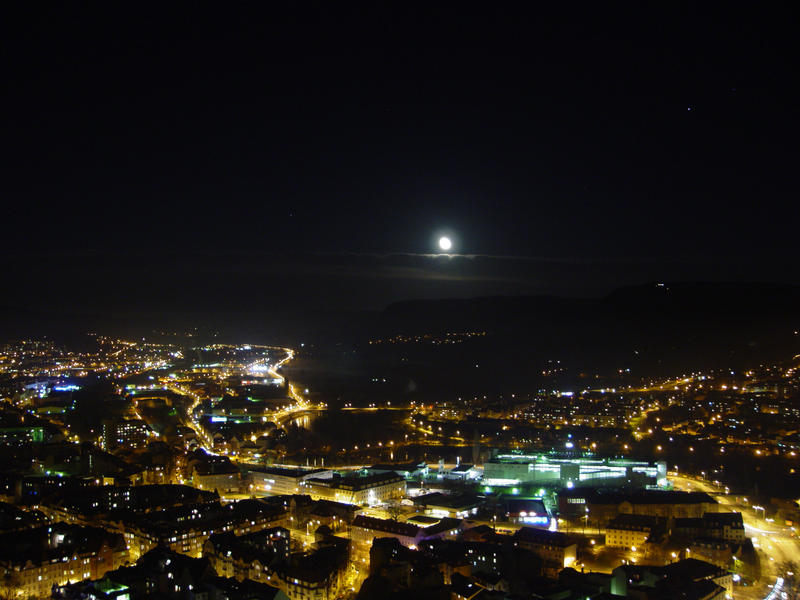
[438,236,452,251]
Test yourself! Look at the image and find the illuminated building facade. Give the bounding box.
[512,527,577,575]
[0,427,46,446]
[483,453,667,490]
[101,419,151,450]
[0,524,127,599]
[248,468,331,495]
[305,472,405,506]
[605,514,661,548]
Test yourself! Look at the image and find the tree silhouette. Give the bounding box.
[0,571,21,600]
[386,501,402,522]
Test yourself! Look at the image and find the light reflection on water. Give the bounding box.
[292,415,310,428]
[291,409,409,445]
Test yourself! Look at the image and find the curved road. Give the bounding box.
[670,473,799,599]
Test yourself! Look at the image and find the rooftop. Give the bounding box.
[561,489,717,506]
[513,527,573,547]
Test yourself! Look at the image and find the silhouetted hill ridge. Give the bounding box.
[380,282,800,334]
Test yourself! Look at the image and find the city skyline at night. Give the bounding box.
[1,5,799,600]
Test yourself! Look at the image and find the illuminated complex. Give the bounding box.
[482,452,668,491]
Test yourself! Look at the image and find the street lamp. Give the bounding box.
[583,508,589,534]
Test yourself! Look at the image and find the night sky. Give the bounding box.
[2,5,798,325]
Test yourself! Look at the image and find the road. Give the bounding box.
[159,346,308,457]
[670,473,800,599]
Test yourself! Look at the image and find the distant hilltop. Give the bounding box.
[380,281,800,333]
[375,282,800,372]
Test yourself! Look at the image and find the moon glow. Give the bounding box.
[438,236,452,251]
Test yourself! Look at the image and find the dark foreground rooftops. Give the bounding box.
[513,527,573,547]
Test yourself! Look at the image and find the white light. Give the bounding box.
[438,236,452,251]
